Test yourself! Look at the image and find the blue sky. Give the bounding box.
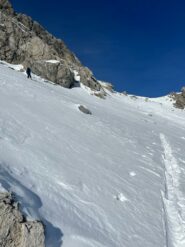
[11,0,185,97]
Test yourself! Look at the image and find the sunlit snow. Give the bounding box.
[0,62,185,247]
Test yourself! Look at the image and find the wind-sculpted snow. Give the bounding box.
[0,62,185,247]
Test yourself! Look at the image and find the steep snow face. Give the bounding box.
[0,62,185,247]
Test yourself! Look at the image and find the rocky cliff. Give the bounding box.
[0,192,45,247]
[172,87,185,109]
[0,0,102,90]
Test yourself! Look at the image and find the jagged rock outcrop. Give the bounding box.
[0,0,102,90]
[0,192,45,247]
[98,81,114,92]
[0,0,14,16]
[172,87,185,109]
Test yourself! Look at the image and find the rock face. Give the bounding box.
[0,0,14,15]
[0,192,45,247]
[0,0,102,90]
[181,87,185,97]
[172,87,185,109]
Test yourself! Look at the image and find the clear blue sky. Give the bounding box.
[11,0,185,97]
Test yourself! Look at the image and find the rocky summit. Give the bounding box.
[0,0,102,90]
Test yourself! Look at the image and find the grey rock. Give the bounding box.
[0,0,14,16]
[174,96,185,109]
[0,0,103,92]
[181,87,185,97]
[21,222,45,247]
[171,88,185,109]
[78,105,92,115]
[0,192,45,247]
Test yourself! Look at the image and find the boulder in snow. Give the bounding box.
[78,105,92,115]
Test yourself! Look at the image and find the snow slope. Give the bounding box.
[0,62,185,247]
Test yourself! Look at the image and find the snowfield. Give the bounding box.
[0,61,185,247]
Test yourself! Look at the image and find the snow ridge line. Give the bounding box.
[160,133,185,247]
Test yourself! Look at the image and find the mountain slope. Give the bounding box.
[0,62,185,247]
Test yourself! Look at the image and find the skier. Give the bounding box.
[26,67,32,79]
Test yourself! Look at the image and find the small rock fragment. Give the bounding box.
[78,105,92,115]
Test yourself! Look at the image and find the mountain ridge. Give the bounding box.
[0,0,103,92]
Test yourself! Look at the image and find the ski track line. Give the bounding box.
[160,133,185,247]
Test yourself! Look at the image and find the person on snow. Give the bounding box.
[26,67,32,79]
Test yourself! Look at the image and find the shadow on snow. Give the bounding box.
[0,164,63,247]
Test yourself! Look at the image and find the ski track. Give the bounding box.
[160,133,185,247]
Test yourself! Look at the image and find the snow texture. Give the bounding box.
[0,61,185,247]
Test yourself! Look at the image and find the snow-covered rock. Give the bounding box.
[171,87,185,109]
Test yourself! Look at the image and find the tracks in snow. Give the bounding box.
[160,134,185,247]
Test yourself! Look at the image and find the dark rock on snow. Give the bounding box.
[78,105,92,115]
[172,87,185,109]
